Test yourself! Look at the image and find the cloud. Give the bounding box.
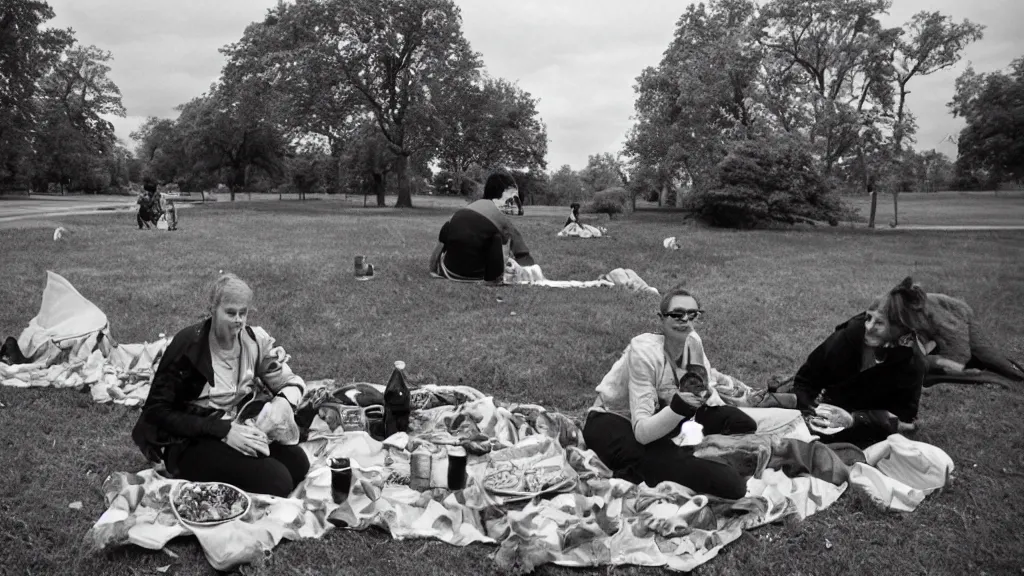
[46,0,1023,169]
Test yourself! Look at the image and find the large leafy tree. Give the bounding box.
[34,43,125,193]
[222,0,485,207]
[434,76,548,193]
[949,57,1024,187]
[173,85,288,200]
[0,0,73,188]
[579,153,626,194]
[627,0,982,228]
[624,0,760,200]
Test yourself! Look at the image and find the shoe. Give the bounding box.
[355,262,375,280]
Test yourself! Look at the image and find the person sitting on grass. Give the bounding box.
[131,273,309,497]
[564,202,581,227]
[582,286,757,499]
[794,277,928,448]
[136,183,160,229]
[429,172,536,284]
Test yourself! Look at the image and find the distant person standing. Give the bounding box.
[160,192,178,231]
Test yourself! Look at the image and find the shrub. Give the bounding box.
[692,136,848,228]
[586,187,632,218]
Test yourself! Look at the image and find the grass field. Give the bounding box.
[843,191,1024,227]
[1,198,1022,576]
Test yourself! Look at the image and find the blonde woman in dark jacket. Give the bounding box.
[132,273,309,496]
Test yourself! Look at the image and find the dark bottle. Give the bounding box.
[383,360,411,437]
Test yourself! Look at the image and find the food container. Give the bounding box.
[171,481,251,527]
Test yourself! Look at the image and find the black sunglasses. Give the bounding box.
[661,309,703,321]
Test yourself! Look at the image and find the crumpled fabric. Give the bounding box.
[86,387,953,573]
[848,434,953,511]
[502,265,660,295]
[16,271,109,363]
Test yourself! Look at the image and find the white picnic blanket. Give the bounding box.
[83,386,953,572]
[558,222,607,238]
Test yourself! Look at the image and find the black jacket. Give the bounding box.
[794,313,926,445]
[131,319,265,463]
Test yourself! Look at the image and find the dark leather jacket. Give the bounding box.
[794,312,926,445]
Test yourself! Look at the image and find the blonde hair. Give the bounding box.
[208,272,253,313]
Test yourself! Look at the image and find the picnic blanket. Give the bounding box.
[84,383,953,573]
[558,222,607,238]
[504,263,659,295]
[1,337,168,405]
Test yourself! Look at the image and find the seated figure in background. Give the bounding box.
[429,172,536,284]
[558,202,606,238]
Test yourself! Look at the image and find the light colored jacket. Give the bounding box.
[590,332,723,443]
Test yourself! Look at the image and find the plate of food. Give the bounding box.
[171,481,251,527]
[807,405,845,436]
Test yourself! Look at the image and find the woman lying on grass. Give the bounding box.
[131,273,310,497]
[794,277,928,448]
[429,172,536,284]
[583,286,757,499]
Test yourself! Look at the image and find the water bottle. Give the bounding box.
[383,361,411,437]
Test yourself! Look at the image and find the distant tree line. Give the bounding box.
[1,1,132,194]
[621,0,988,227]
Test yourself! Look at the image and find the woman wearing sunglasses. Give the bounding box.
[793,277,929,447]
[582,286,757,499]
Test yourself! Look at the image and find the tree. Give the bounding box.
[878,11,983,224]
[221,4,366,194]
[0,0,73,189]
[950,57,1024,187]
[626,0,982,228]
[546,165,587,205]
[624,0,761,199]
[173,85,288,200]
[34,43,125,193]
[131,116,184,184]
[434,76,548,194]
[694,135,847,227]
[579,153,626,194]
[331,0,480,207]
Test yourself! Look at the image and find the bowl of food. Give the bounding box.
[171,481,251,527]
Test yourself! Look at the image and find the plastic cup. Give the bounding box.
[329,457,352,503]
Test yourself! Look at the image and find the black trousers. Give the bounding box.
[169,438,310,497]
[583,406,757,499]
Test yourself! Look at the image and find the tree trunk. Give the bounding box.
[659,183,668,207]
[868,190,877,228]
[892,192,899,227]
[373,172,385,207]
[395,154,413,208]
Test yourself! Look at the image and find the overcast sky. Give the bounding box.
[47,0,1022,170]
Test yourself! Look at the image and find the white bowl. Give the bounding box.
[170,481,251,527]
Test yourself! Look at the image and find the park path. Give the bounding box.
[878,225,1024,231]
[0,195,137,224]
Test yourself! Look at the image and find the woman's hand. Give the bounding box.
[223,422,270,457]
[810,403,854,429]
